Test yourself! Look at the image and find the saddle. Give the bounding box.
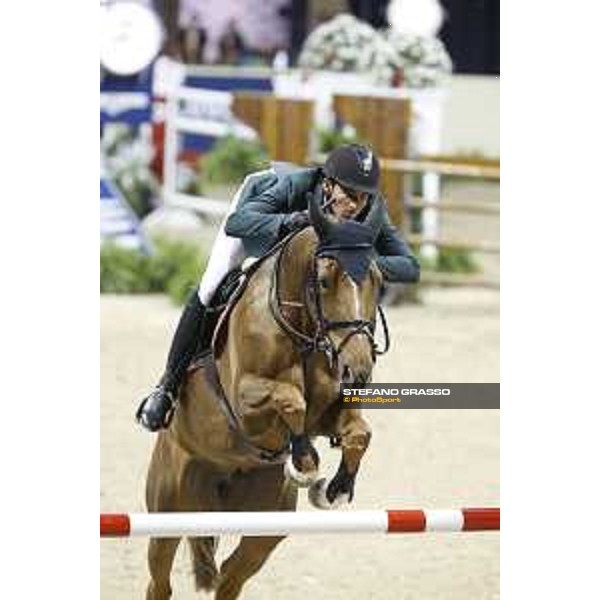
[189,264,255,370]
[188,236,288,372]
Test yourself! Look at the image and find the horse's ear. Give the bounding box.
[307,186,332,240]
[363,194,385,235]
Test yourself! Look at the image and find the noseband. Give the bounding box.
[269,233,390,374]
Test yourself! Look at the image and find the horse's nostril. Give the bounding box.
[342,367,371,384]
[356,370,371,385]
[342,365,353,382]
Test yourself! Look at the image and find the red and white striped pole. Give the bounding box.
[101,508,499,538]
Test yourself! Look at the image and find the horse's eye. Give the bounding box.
[319,278,331,290]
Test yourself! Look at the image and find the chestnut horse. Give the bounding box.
[144,192,387,599]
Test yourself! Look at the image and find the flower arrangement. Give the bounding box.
[298,15,385,73]
[379,29,452,88]
[298,14,452,89]
[102,125,160,217]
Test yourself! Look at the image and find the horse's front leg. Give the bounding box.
[237,371,319,486]
[285,430,320,487]
[309,408,371,509]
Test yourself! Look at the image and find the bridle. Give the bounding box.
[269,231,390,375]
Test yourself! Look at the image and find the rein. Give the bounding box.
[269,231,390,374]
[203,229,390,465]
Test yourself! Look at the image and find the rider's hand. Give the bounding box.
[280,211,310,236]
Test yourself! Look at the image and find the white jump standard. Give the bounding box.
[100,508,500,538]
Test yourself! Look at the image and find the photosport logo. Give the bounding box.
[339,384,500,409]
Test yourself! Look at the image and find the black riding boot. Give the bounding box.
[136,291,206,432]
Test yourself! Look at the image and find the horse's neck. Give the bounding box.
[279,230,317,294]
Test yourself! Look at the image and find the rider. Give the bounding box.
[136,144,420,432]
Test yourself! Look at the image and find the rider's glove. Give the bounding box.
[280,211,310,236]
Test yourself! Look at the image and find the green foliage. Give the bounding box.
[163,245,206,305]
[437,246,479,273]
[200,136,269,185]
[100,244,153,294]
[419,246,479,274]
[317,126,361,153]
[182,176,203,197]
[100,239,206,305]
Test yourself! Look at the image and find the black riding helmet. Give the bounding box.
[323,144,380,195]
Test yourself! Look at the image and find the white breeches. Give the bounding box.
[197,170,272,306]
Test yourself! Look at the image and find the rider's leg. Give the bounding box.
[136,177,257,431]
[136,288,206,432]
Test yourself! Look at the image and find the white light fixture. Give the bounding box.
[387,0,444,37]
[100,2,163,75]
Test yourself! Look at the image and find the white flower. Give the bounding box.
[299,14,379,73]
[381,29,452,87]
[298,14,452,88]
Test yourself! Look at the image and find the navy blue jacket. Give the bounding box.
[224,166,420,283]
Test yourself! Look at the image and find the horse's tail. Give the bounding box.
[188,536,219,591]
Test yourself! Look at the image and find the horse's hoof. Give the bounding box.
[308,478,351,510]
[283,455,319,487]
